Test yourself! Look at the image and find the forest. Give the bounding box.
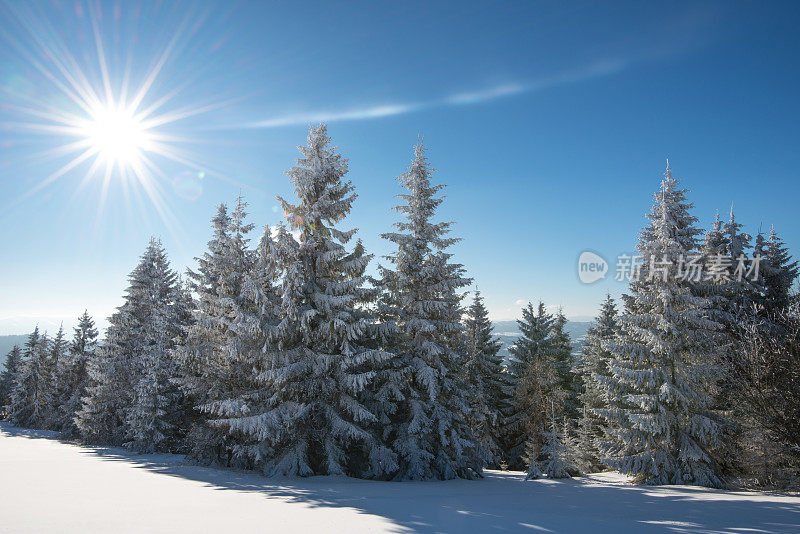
[1,124,798,489]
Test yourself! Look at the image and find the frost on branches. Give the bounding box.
[217,124,394,477]
[504,302,555,470]
[8,328,54,428]
[576,294,618,472]
[77,238,190,451]
[596,164,725,488]
[526,415,579,480]
[462,290,508,468]
[176,198,280,468]
[373,142,484,480]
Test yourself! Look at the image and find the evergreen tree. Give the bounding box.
[78,239,187,450]
[372,140,483,480]
[57,311,99,438]
[526,411,579,480]
[550,310,580,421]
[178,197,281,468]
[44,325,68,429]
[77,308,133,444]
[761,227,799,315]
[9,328,54,428]
[596,164,725,488]
[504,302,554,470]
[463,290,505,468]
[0,345,22,413]
[575,294,618,472]
[218,125,394,477]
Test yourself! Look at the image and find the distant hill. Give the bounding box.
[1,322,593,369]
[493,320,591,362]
[0,335,27,368]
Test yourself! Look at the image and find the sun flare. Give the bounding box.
[81,105,151,168]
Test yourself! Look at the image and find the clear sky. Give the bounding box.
[1,0,799,334]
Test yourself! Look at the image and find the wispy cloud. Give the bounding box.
[250,103,420,129]
[244,57,629,129]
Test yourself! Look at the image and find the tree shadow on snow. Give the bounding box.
[3,422,800,533]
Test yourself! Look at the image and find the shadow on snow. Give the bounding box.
[2,422,799,533]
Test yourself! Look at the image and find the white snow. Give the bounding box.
[2,422,800,533]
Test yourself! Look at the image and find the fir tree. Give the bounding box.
[463,290,505,468]
[178,197,281,468]
[78,238,187,450]
[504,302,554,470]
[57,311,99,438]
[9,328,54,428]
[761,227,799,315]
[372,140,483,480]
[526,411,579,480]
[575,294,618,472]
[0,345,22,413]
[596,164,725,488]
[218,125,395,477]
[44,325,68,429]
[550,310,580,421]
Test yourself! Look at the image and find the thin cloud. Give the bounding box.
[446,83,526,105]
[250,103,420,129]
[243,57,628,129]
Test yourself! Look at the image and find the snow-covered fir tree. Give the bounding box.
[217,125,395,477]
[699,209,759,476]
[125,242,191,452]
[9,328,55,429]
[575,294,618,472]
[462,290,506,468]
[0,345,22,412]
[550,310,580,421]
[526,411,579,480]
[596,164,725,488]
[77,238,188,450]
[504,301,555,470]
[76,307,133,444]
[760,227,799,315]
[372,140,483,480]
[55,311,98,438]
[178,197,281,468]
[43,325,68,429]
[177,202,243,464]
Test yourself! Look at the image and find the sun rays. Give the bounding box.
[0,1,222,237]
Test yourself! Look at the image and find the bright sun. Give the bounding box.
[82,105,151,167]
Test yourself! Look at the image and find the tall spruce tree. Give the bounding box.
[576,294,618,472]
[550,310,580,421]
[596,164,725,487]
[761,227,799,315]
[178,197,282,468]
[77,239,187,450]
[463,290,505,468]
[56,311,98,438]
[9,328,54,428]
[504,302,554,470]
[44,325,68,429]
[0,345,22,413]
[372,141,483,480]
[218,125,394,477]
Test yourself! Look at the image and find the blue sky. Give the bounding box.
[1,0,799,334]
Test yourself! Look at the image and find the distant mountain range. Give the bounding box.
[0,320,594,369]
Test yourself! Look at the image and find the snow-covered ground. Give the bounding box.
[2,423,799,533]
